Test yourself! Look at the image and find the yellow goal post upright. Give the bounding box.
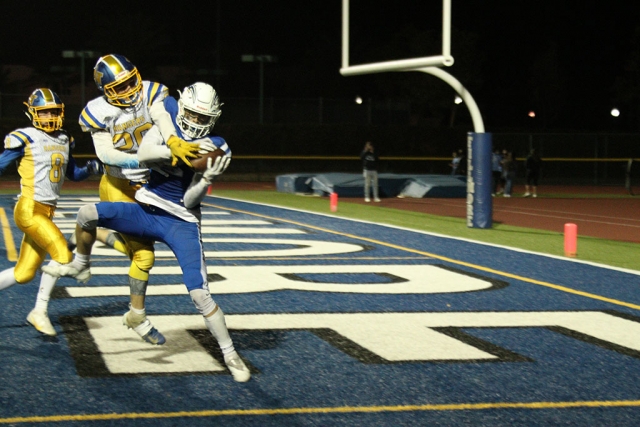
[340,0,492,228]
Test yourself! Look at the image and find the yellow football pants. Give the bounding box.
[13,197,72,283]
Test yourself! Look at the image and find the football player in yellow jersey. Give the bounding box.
[75,54,211,344]
[0,88,102,335]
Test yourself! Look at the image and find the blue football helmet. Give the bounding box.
[23,88,64,132]
[93,54,142,107]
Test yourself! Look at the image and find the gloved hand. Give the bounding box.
[166,135,200,167]
[203,155,231,183]
[197,140,217,154]
[86,159,104,175]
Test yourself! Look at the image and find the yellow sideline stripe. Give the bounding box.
[2,399,640,423]
[207,203,640,311]
[0,208,17,261]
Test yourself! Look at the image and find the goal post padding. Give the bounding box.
[467,132,493,228]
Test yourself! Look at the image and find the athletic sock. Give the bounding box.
[72,253,90,269]
[35,270,59,311]
[203,307,235,357]
[0,268,17,291]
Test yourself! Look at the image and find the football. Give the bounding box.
[189,148,226,173]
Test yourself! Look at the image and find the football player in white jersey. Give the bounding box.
[76,54,208,344]
[44,83,251,382]
[0,88,102,335]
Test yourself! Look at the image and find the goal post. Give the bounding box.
[340,0,492,229]
[340,0,454,75]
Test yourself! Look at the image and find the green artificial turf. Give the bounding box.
[1,184,635,271]
[209,190,640,272]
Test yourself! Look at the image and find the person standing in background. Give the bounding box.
[524,148,542,197]
[501,151,516,197]
[361,141,380,202]
[449,151,462,175]
[491,148,503,196]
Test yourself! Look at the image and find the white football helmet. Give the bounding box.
[177,82,222,139]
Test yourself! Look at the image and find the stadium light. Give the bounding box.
[241,54,277,124]
[610,108,620,117]
[62,50,100,107]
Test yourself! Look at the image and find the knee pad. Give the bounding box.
[77,204,99,230]
[131,248,155,273]
[189,289,216,316]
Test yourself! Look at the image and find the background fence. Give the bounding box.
[1,93,638,186]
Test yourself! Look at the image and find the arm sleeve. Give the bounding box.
[65,154,90,181]
[183,174,210,209]
[149,102,178,142]
[0,148,23,175]
[137,126,172,164]
[92,131,140,168]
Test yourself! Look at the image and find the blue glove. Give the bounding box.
[86,159,104,175]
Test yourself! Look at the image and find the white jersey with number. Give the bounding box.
[79,80,168,182]
[3,127,71,206]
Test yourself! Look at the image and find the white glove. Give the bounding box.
[197,140,217,154]
[203,155,231,183]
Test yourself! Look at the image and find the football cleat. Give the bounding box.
[123,311,166,345]
[41,262,91,283]
[26,308,56,336]
[224,354,251,382]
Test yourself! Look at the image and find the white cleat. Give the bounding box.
[42,263,91,284]
[225,354,251,382]
[26,308,56,336]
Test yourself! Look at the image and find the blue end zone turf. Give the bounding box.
[2,194,640,426]
[275,173,467,198]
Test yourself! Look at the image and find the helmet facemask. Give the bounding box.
[93,54,143,107]
[24,89,65,132]
[102,69,143,107]
[177,83,222,139]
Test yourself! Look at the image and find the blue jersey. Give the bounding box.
[134,96,231,222]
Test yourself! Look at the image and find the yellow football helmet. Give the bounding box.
[23,88,64,132]
[93,54,143,107]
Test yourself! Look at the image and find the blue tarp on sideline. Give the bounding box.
[276,173,467,198]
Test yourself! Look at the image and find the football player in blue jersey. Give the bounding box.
[0,88,102,336]
[44,83,251,382]
[75,54,209,344]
